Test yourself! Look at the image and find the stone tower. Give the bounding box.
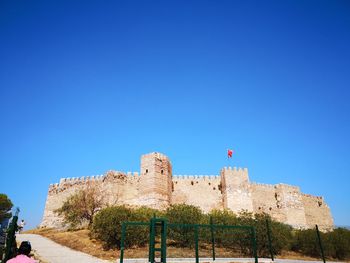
[220,167,253,213]
[138,152,172,209]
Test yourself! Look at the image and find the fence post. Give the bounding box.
[161,220,167,263]
[210,216,216,261]
[120,223,126,263]
[150,211,156,262]
[149,218,156,263]
[148,220,152,263]
[316,225,326,263]
[251,227,258,263]
[266,219,274,261]
[194,225,199,263]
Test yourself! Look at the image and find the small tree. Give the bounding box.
[0,193,13,223]
[55,183,105,228]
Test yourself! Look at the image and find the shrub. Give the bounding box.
[91,204,350,261]
[292,229,323,257]
[248,213,291,256]
[91,206,143,249]
[292,227,350,260]
[91,205,164,249]
[233,211,292,257]
[325,228,350,260]
[133,206,161,222]
[165,204,204,247]
[209,209,237,225]
[207,209,238,248]
[268,219,293,255]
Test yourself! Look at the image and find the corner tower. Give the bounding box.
[220,167,253,214]
[139,152,172,209]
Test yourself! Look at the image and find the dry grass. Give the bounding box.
[25,228,326,261]
[26,228,118,261]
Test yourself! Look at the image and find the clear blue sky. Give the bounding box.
[0,1,349,229]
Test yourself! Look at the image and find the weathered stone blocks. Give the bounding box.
[41,152,334,231]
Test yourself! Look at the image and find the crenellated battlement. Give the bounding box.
[41,152,334,231]
[251,182,275,188]
[275,183,301,191]
[301,193,323,199]
[49,170,141,191]
[141,152,168,160]
[58,174,105,184]
[221,167,248,172]
[173,174,219,180]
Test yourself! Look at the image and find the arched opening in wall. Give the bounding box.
[172,182,174,192]
[269,207,272,211]
[161,170,164,174]
[318,201,322,207]
[191,181,194,185]
[145,169,148,174]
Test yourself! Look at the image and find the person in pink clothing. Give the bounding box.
[7,241,36,263]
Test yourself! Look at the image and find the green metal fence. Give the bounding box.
[120,218,258,263]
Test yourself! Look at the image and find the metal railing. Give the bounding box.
[120,218,258,263]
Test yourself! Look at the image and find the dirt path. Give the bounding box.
[17,234,113,263]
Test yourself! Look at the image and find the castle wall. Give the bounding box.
[172,175,222,212]
[41,152,334,231]
[251,183,308,228]
[41,171,139,228]
[302,194,334,231]
[41,180,86,228]
[275,184,307,228]
[251,183,287,222]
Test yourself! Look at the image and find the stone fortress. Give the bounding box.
[41,152,334,231]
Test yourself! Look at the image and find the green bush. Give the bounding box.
[91,206,139,249]
[268,220,293,255]
[91,204,349,261]
[91,205,159,249]
[292,227,350,260]
[209,209,237,225]
[244,212,292,257]
[209,211,292,257]
[325,228,350,260]
[133,206,162,222]
[208,209,238,249]
[166,204,204,247]
[293,229,324,257]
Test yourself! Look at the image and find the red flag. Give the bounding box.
[227,149,233,158]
